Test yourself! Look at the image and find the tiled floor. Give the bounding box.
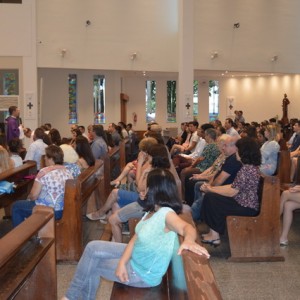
[198,216,300,300]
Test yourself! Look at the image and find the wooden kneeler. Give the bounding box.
[226,176,284,262]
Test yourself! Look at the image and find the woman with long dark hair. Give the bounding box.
[74,135,95,170]
[62,169,209,300]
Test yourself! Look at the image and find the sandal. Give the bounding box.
[86,212,107,221]
[280,240,288,247]
[110,180,120,188]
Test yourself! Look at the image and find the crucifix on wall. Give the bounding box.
[27,102,33,110]
[24,92,36,119]
[185,102,191,116]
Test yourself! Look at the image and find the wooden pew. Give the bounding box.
[277,150,291,189]
[100,213,222,300]
[226,176,284,262]
[276,150,300,191]
[56,161,104,262]
[0,206,56,300]
[103,141,127,199]
[170,160,183,200]
[0,161,37,216]
[119,138,127,170]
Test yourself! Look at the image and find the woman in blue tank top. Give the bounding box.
[62,168,209,300]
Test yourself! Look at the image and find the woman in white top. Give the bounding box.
[260,125,280,176]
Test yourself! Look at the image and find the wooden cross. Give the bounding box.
[185,103,191,110]
[27,102,33,110]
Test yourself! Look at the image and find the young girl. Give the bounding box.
[62,168,209,300]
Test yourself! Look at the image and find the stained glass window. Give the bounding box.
[0,70,18,95]
[93,75,105,124]
[145,80,156,123]
[167,81,176,122]
[193,80,198,116]
[209,80,219,121]
[68,74,78,124]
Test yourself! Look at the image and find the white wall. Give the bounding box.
[217,75,300,122]
[0,0,38,130]
[0,3,32,56]
[36,0,179,71]
[3,0,300,134]
[35,0,300,74]
[38,68,121,138]
[38,69,300,137]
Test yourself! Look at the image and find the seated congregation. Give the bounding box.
[1,111,300,298]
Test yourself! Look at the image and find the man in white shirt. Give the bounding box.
[224,118,240,138]
[172,123,213,174]
[24,127,48,170]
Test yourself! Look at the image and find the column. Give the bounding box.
[177,0,194,123]
[23,0,38,131]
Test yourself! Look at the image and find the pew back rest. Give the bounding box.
[0,161,37,211]
[0,206,56,300]
[103,145,123,198]
[277,150,291,184]
[56,161,103,261]
[226,175,284,262]
[0,160,37,182]
[169,160,182,200]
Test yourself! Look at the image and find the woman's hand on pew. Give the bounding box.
[166,212,210,259]
[178,241,210,258]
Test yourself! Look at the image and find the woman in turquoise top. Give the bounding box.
[63,168,209,300]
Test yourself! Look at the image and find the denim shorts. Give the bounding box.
[118,201,145,223]
[117,190,140,208]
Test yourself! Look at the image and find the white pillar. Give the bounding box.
[22,0,38,131]
[177,0,194,123]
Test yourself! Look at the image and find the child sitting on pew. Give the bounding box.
[62,168,209,300]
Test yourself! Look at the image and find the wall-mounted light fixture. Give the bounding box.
[130,52,137,61]
[271,55,278,62]
[60,48,67,57]
[211,51,218,59]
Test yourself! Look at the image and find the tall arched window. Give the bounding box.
[193,80,198,117]
[68,74,77,124]
[93,75,105,124]
[167,80,176,122]
[209,80,219,120]
[145,80,156,123]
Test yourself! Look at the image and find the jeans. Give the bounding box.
[65,241,150,300]
[12,200,63,227]
[190,181,206,221]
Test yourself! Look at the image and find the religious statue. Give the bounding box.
[281,93,290,126]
